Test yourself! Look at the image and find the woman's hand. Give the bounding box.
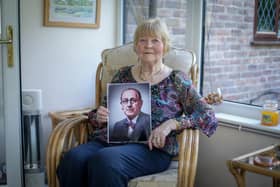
[96,106,109,127]
[148,119,177,150]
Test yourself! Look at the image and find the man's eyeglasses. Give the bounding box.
[120,98,139,105]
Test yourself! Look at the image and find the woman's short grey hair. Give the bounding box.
[133,18,171,55]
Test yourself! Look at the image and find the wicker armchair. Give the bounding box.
[46,43,200,187]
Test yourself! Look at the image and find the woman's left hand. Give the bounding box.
[148,119,177,150]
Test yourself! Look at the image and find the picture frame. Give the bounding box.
[107,83,151,144]
[44,0,101,28]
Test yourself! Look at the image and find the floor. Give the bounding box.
[25,172,45,187]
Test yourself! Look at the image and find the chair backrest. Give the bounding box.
[95,42,197,107]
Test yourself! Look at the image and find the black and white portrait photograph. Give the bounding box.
[107,83,151,143]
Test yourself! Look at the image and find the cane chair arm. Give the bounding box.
[177,129,199,187]
[48,108,91,130]
[46,116,89,187]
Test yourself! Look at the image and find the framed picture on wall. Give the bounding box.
[44,0,101,28]
[107,83,152,143]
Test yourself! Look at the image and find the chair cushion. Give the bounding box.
[99,43,195,103]
[128,168,177,187]
[128,160,178,187]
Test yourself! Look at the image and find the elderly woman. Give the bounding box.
[57,18,218,187]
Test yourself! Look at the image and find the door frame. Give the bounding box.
[1,0,23,186]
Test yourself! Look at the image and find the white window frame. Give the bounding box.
[214,101,280,138]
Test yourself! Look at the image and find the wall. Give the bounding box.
[196,124,279,187]
[20,0,118,166]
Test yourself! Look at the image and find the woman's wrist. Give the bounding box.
[169,119,180,130]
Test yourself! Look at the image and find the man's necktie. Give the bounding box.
[128,120,136,129]
[127,120,135,137]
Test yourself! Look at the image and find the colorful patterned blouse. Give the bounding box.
[88,66,218,156]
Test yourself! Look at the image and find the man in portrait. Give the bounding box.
[110,87,151,142]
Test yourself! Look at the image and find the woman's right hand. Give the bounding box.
[96,106,109,125]
[148,119,177,150]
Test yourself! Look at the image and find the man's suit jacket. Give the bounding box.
[110,112,151,142]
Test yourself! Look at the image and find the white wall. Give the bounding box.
[196,124,279,187]
[20,0,118,165]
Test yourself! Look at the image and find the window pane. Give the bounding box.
[203,0,280,108]
[123,0,188,49]
[257,0,276,32]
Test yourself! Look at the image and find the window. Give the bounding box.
[122,0,190,49]
[253,0,280,41]
[121,0,280,136]
[122,0,280,111]
[203,0,280,110]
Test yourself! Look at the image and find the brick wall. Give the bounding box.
[124,0,188,48]
[203,0,280,105]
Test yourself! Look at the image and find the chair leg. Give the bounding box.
[46,118,77,187]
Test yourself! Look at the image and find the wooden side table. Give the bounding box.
[227,144,280,187]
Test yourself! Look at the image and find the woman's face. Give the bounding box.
[135,35,164,64]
